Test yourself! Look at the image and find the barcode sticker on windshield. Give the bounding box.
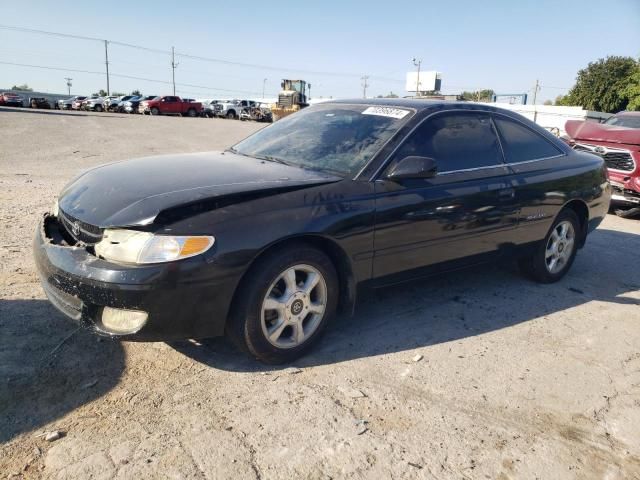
[362,106,410,119]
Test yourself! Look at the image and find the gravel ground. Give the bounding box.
[1,107,639,479]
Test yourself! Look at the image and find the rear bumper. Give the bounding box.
[33,215,239,341]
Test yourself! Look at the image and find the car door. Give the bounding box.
[491,114,568,243]
[162,96,176,114]
[372,110,519,280]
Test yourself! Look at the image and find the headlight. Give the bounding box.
[95,229,214,264]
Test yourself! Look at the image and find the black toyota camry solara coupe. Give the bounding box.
[34,99,611,363]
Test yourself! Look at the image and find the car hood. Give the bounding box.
[565,120,640,146]
[58,151,341,228]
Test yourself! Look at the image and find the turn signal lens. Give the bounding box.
[180,237,213,256]
[95,229,214,264]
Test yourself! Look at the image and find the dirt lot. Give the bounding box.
[1,107,639,479]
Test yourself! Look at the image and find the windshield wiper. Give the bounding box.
[254,154,291,166]
[227,148,289,166]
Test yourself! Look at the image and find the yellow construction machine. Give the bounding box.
[271,79,310,121]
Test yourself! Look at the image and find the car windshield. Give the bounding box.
[604,115,640,129]
[232,104,413,176]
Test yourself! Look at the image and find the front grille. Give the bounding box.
[573,143,635,172]
[58,209,103,244]
[278,94,294,108]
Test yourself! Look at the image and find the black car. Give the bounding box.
[34,99,610,363]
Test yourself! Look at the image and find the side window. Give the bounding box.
[393,112,503,173]
[494,117,561,163]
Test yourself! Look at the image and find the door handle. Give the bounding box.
[498,188,515,199]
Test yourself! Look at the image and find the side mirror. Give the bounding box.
[386,156,438,181]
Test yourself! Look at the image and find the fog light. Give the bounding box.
[101,307,148,334]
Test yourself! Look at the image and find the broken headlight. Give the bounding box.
[94,229,214,264]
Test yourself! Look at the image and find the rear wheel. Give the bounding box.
[519,209,580,283]
[187,108,197,117]
[227,245,338,364]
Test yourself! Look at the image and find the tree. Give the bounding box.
[622,64,640,111]
[561,56,638,113]
[11,84,33,91]
[112,92,126,96]
[543,99,553,106]
[460,89,495,102]
[96,89,108,97]
[131,89,141,96]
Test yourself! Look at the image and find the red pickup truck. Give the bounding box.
[565,112,640,218]
[139,96,202,117]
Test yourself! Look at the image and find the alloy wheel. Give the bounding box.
[260,264,327,349]
[545,220,575,274]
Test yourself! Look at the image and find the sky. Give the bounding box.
[1,0,639,104]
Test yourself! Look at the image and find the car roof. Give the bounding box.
[325,98,492,111]
[615,111,640,117]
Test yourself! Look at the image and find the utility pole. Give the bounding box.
[532,79,540,105]
[532,79,540,122]
[104,40,110,95]
[171,46,178,96]
[262,78,267,99]
[64,77,72,95]
[361,75,369,98]
[412,58,422,97]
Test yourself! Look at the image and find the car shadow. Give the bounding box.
[171,226,640,372]
[0,299,125,443]
[0,106,128,118]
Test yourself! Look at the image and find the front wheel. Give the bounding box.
[519,209,580,283]
[613,206,640,219]
[227,245,338,364]
[226,111,237,120]
[150,107,160,116]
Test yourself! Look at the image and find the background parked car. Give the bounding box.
[62,96,85,110]
[124,95,157,113]
[0,92,24,107]
[101,96,121,111]
[565,111,640,218]
[74,96,95,110]
[28,97,51,109]
[139,96,202,117]
[84,97,106,112]
[214,99,243,119]
[201,100,224,118]
[106,95,135,112]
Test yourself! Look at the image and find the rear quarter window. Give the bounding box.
[494,117,562,163]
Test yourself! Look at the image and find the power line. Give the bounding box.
[0,60,267,96]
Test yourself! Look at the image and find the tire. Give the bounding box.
[227,244,338,364]
[226,110,237,120]
[519,209,580,283]
[614,207,640,219]
[31,101,37,108]
[150,107,160,116]
[95,105,103,112]
[186,108,197,118]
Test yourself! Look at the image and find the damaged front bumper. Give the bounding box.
[33,214,237,341]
